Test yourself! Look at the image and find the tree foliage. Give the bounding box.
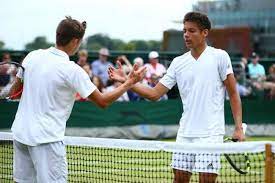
[25,36,54,50]
[0,40,5,49]
[86,34,161,51]
[24,34,161,51]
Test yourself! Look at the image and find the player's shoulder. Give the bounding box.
[26,49,44,58]
[208,46,229,58]
[66,60,81,70]
[22,49,45,66]
[171,51,191,65]
[59,61,85,79]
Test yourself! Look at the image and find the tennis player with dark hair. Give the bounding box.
[10,16,146,183]
[109,12,245,183]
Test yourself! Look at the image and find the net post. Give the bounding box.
[265,143,273,183]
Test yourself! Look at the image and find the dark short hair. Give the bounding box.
[183,12,211,30]
[56,16,86,46]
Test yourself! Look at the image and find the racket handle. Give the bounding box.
[242,123,247,135]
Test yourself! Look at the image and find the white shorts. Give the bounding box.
[13,140,68,183]
[171,135,223,174]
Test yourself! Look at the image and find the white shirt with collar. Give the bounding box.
[159,46,233,137]
[12,47,97,146]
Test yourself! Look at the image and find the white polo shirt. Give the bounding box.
[12,47,97,146]
[159,46,233,137]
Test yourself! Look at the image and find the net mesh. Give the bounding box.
[0,133,274,183]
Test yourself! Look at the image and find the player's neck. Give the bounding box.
[55,45,71,56]
[191,43,207,60]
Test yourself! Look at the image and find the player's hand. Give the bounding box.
[125,64,146,85]
[232,127,245,142]
[108,61,127,83]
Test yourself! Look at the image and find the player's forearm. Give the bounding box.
[101,82,132,106]
[229,92,243,130]
[131,83,160,101]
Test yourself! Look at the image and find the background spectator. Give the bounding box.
[103,80,129,102]
[266,64,275,83]
[0,53,13,90]
[125,57,147,101]
[248,52,265,80]
[248,64,275,99]
[240,57,249,79]
[133,57,144,67]
[92,76,104,92]
[82,64,93,78]
[117,55,133,75]
[77,49,88,67]
[91,48,113,86]
[144,51,166,85]
[75,63,93,101]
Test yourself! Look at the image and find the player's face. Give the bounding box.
[183,21,208,49]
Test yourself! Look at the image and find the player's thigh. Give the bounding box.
[193,136,223,174]
[172,136,196,173]
[199,172,218,183]
[29,141,68,183]
[173,169,192,183]
[13,140,35,183]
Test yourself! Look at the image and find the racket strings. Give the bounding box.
[0,62,24,100]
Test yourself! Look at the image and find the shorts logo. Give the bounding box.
[207,162,214,169]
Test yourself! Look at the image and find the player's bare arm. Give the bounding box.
[108,61,169,101]
[89,64,146,108]
[131,82,168,101]
[224,73,245,141]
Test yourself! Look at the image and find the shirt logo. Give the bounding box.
[207,162,214,169]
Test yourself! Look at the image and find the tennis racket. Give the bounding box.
[224,123,250,174]
[0,61,24,100]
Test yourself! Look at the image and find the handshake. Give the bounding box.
[108,61,146,86]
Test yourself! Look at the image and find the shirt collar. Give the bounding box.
[48,47,69,60]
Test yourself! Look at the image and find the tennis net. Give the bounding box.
[0,132,274,183]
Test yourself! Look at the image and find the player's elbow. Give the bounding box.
[92,99,109,109]
[97,101,109,109]
[88,90,110,109]
[149,94,161,101]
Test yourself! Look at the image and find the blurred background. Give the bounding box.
[0,0,274,141]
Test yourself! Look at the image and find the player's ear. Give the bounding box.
[74,38,82,45]
[202,29,209,38]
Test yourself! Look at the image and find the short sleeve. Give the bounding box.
[218,51,233,81]
[67,64,97,98]
[159,59,177,90]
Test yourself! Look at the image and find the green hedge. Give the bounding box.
[0,99,274,129]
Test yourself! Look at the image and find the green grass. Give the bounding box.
[246,136,275,141]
